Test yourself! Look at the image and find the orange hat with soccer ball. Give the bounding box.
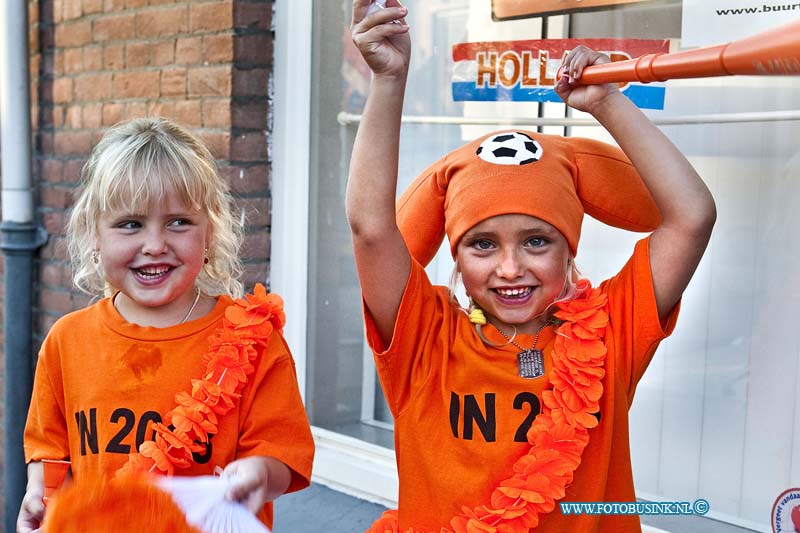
[396,130,661,264]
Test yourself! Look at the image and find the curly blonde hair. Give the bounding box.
[66,118,243,298]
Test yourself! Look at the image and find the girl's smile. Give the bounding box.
[456,213,570,334]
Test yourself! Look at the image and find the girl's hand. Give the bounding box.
[351,0,410,79]
[17,461,45,533]
[16,488,45,533]
[555,45,620,114]
[222,456,291,514]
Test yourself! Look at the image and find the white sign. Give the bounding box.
[682,0,800,47]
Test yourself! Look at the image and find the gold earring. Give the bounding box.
[204,248,209,265]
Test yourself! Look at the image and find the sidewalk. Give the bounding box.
[274,483,759,533]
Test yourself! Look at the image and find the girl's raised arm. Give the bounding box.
[557,47,716,321]
[346,0,412,345]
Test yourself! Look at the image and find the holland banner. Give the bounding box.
[452,38,670,109]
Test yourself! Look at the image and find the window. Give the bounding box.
[273,0,800,527]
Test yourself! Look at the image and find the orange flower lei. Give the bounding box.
[367,279,609,533]
[118,284,285,477]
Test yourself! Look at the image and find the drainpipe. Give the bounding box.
[1,1,49,530]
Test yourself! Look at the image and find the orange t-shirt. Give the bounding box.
[364,237,679,532]
[24,294,315,529]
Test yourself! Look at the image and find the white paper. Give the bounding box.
[157,476,270,533]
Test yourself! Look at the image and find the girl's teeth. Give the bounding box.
[497,288,530,297]
[138,266,170,277]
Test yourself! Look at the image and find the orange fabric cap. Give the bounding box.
[397,130,661,264]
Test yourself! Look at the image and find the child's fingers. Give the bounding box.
[351,0,374,24]
[353,4,407,29]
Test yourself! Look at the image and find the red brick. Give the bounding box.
[41,160,64,183]
[241,263,269,290]
[231,68,267,96]
[160,67,186,97]
[83,0,104,15]
[234,34,271,67]
[188,66,231,97]
[190,2,233,32]
[234,3,271,31]
[137,6,188,38]
[65,105,83,129]
[175,36,202,65]
[204,34,233,64]
[53,78,73,103]
[54,132,93,156]
[127,101,147,118]
[55,20,92,47]
[63,48,83,74]
[103,0,125,12]
[125,0,147,7]
[41,262,64,287]
[93,14,135,42]
[63,159,86,184]
[147,101,175,120]
[240,232,269,260]
[231,102,267,130]
[200,131,231,160]
[83,103,103,128]
[102,102,124,126]
[40,313,60,336]
[125,42,151,68]
[39,288,73,314]
[237,197,269,227]
[63,0,82,20]
[52,106,65,128]
[151,39,175,66]
[113,71,160,98]
[71,292,94,311]
[53,0,64,23]
[42,212,66,236]
[230,131,267,162]
[29,25,39,53]
[174,99,202,128]
[74,73,113,101]
[39,132,55,154]
[41,184,77,208]
[202,99,230,128]
[224,165,268,194]
[84,46,103,71]
[103,43,124,70]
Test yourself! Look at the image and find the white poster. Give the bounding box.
[681,0,800,48]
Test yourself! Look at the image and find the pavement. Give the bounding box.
[274,483,759,533]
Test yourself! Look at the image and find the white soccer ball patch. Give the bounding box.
[476,132,542,165]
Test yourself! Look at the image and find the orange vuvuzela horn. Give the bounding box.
[560,18,800,84]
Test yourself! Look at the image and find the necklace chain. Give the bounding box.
[114,286,201,325]
[180,287,202,323]
[496,320,551,351]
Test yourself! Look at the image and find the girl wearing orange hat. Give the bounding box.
[347,2,716,533]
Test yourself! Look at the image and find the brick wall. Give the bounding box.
[34,0,275,341]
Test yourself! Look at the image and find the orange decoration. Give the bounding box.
[118,284,284,477]
[366,281,608,533]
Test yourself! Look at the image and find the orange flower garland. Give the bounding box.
[118,284,285,477]
[367,279,609,533]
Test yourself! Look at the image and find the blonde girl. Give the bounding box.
[18,118,314,532]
